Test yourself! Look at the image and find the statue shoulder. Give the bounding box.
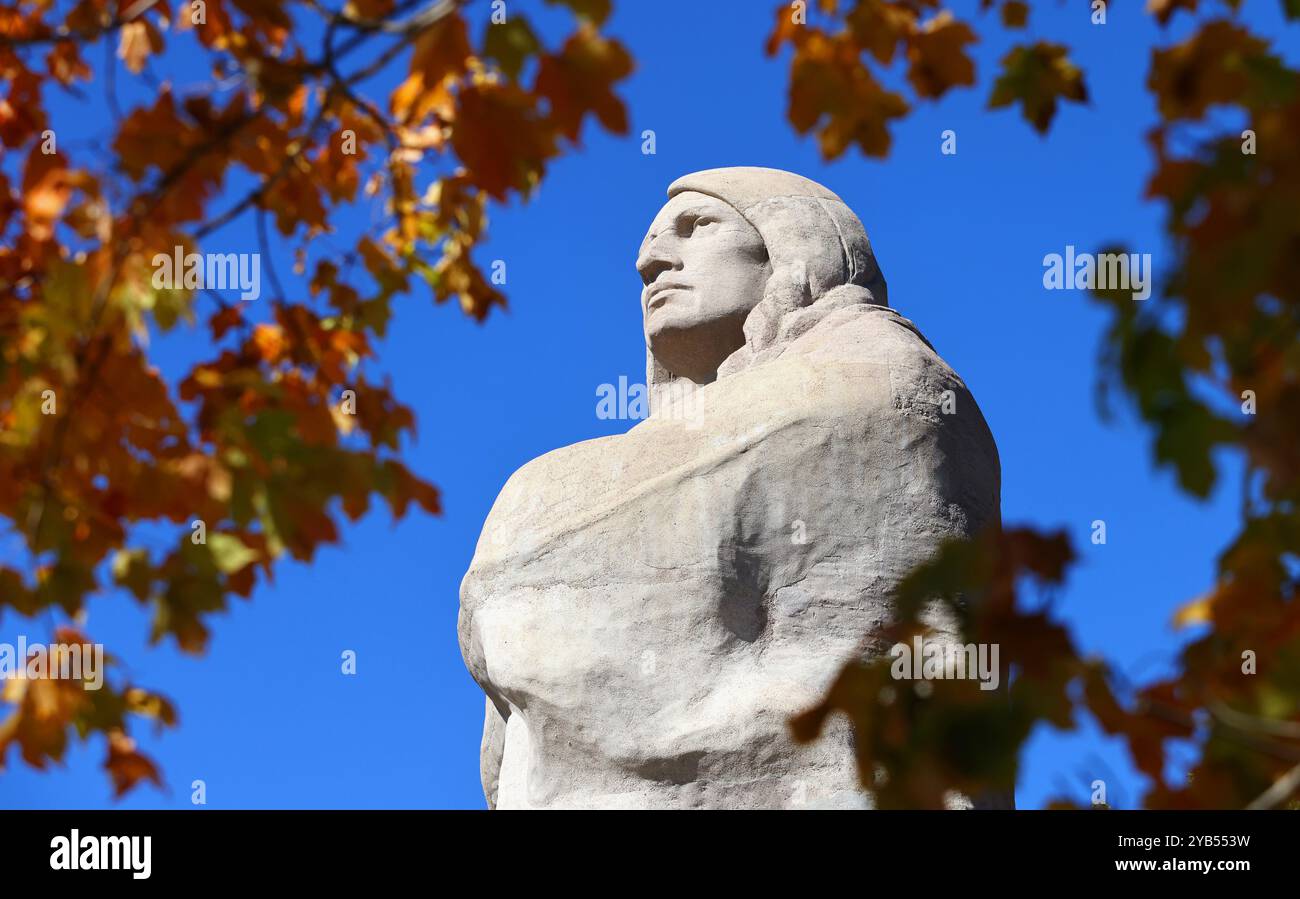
[474,434,617,542]
[793,303,944,368]
[784,303,997,461]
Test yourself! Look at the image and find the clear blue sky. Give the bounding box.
[2,1,1296,809]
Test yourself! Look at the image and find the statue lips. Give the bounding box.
[644,281,692,313]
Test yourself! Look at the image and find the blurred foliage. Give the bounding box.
[776,0,1300,809]
[0,0,630,794]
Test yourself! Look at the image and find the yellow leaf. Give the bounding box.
[117,20,163,75]
[1172,592,1213,628]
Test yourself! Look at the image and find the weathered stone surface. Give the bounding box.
[459,168,1001,809]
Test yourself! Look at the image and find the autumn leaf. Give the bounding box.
[104,731,163,797]
[1147,0,1203,26]
[484,16,542,81]
[988,42,1088,133]
[207,533,260,575]
[1172,591,1215,628]
[905,12,977,99]
[452,83,557,200]
[22,146,72,242]
[843,0,918,66]
[409,14,473,89]
[786,31,910,158]
[1001,1,1028,28]
[1148,20,1294,121]
[534,26,634,141]
[117,19,164,75]
[544,0,613,25]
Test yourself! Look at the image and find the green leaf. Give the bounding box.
[207,533,258,574]
[484,16,541,81]
[988,42,1088,133]
[112,549,153,601]
[544,0,611,25]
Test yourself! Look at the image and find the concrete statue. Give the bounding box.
[459,167,1002,809]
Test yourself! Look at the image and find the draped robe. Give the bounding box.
[459,294,1000,809]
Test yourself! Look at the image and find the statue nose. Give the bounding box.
[636,242,681,286]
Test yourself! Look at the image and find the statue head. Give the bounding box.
[637,191,772,384]
[638,167,888,388]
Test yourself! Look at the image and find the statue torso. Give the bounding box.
[459,306,1000,808]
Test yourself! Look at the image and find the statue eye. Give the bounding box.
[692,216,718,233]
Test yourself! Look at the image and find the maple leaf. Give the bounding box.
[906,11,977,99]
[117,19,164,75]
[21,146,72,242]
[484,16,541,81]
[452,83,556,200]
[988,42,1088,133]
[534,25,633,141]
[104,731,163,797]
[786,31,910,158]
[1148,20,1292,121]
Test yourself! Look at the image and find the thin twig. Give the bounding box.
[256,209,287,303]
[1247,760,1300,810]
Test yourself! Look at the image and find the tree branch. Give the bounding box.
[0,0,162,48]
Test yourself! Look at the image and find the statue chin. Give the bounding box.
[646,312,747,385]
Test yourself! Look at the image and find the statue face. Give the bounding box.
[637,191,771,384]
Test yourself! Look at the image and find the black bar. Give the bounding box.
[0,809,1285,884]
